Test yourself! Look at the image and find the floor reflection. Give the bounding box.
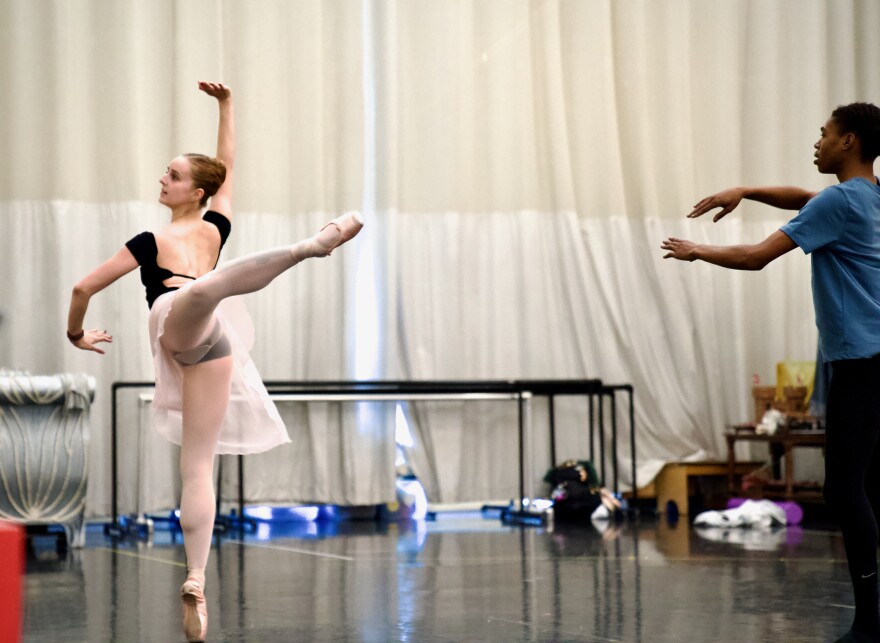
[22,511,854,642]
[694,525,804,551]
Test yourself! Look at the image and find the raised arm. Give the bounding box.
[689,186,818,222]
[198,81,235,219]
[67,247,138,354]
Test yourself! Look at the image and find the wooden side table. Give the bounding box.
[654,460,765,516]
[725,427,825,501]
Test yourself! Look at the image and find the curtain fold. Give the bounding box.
[383,211,814,500]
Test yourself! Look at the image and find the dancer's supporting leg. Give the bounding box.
[178,356,233,642]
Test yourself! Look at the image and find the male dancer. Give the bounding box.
[662,102,880,643]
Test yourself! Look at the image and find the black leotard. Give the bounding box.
[126,210,231,308]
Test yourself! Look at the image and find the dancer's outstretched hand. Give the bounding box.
[71,329,113,355]
[198,81,232,101]
[661,237,697,261]
[688,187,744,222]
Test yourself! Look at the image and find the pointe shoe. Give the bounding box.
[180,577,208,642]
[315,211,364,255]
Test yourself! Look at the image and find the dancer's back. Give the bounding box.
[154,216,227,288]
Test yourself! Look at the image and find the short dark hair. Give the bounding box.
[831,102,880,162]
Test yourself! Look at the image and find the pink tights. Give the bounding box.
[163,225,342,572]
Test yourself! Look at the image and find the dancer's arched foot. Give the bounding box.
[313,211,364,256]
[181,574,208,642]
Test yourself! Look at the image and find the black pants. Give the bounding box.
[824,354,880,582]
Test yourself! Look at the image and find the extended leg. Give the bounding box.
[160,212,361,355]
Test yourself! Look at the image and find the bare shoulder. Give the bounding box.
[156,218,220,244]
[153,218,216,253]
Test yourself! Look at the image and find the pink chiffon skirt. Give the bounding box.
[148,290,291,455]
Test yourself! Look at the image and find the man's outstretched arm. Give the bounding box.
[689,187,818,222]
[661,230,797,271]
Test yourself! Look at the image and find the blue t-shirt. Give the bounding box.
[780,177,880,361]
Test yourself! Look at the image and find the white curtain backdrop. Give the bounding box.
[369,0,875,500]
[1,0,878,516]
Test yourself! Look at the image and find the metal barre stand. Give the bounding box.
[108,379,635,534]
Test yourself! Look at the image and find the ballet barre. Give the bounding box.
[261,379,631,506]
[247,388,532,523]
[108,379,635,531]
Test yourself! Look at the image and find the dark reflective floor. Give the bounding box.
[22,512,856,642]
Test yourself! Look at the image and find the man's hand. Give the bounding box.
[688,187,745,222]
[661,237,698,261]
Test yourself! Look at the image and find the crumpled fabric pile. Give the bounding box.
[693,499,787,529]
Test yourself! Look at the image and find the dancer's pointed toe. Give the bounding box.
[181,577,208,642]
[336,210,364,243]
[315,211,364,255]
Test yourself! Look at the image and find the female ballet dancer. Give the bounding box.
[66,81,363,642]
